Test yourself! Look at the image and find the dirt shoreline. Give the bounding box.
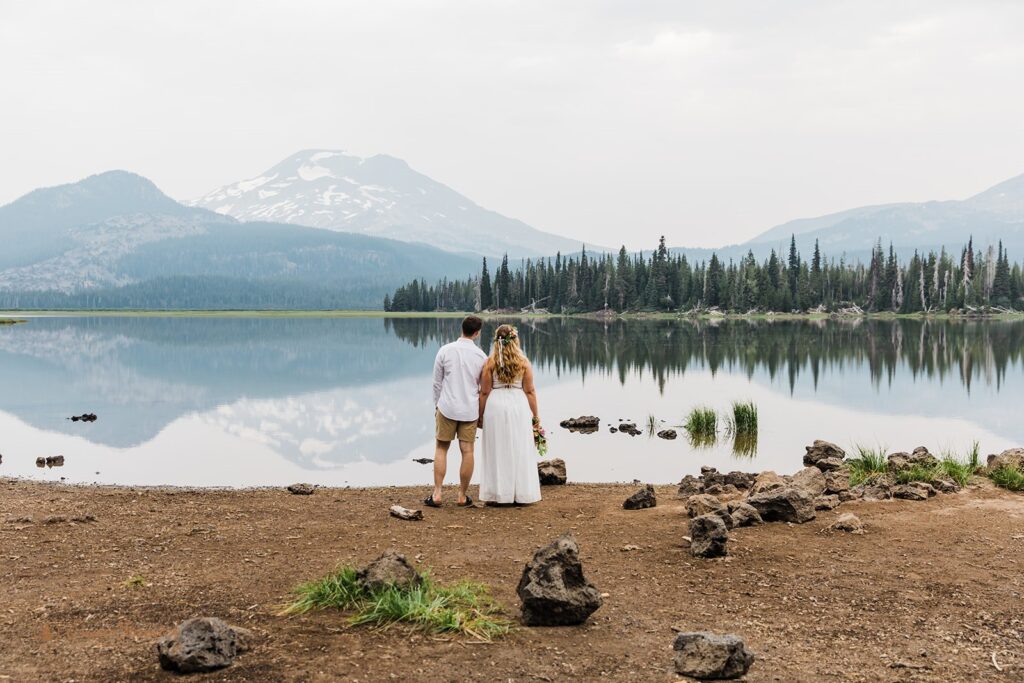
[2,477,1022,682]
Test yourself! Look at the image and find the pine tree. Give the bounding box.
[479,258,493,310]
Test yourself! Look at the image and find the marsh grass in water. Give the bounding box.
[281,566,510,640]
[990,466,1024,491]
[728,401,758,436]
[646,413,659,437]
[683,406,717,443]
[731,432,758,458]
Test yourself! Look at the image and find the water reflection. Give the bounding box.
[0,315,1020,487]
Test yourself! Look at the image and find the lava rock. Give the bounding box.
[748,471,786,496]
[618,422,641,436]
[623,484,656,510]
[803,440,846,469]
[356,550,422,592]
[813,494,840,511]
[657,429,677,440]
[987,447,1024,472]
[35,457,45,467]
[790,466,827,497]
[686,494,725,518]
[815,457,846,472]
[689,514,728,558]
[892,481,935,501]
[888,447,938,472]
[677,475,704,498]
[838,488,862,502]
[673,632,754,679]
[69,413,98,423]
[155,617,253,673]
[860,482,893,501]
[700,466,726,488]
[411,457,434,464]
[517,533,602,626]
[286,483,315,495]
[538,459,567,485]
[747,487,816,523]
[727,502,763,527]
[929,477,961,493]
[559,416,600,433]
[823,470,851,494]
[723,471,755,489]
[830,513,864,533]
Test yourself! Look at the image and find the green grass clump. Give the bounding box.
[683,406,717,444]
[847,445,889,486]
[894,464,934,484]
[729,401,758,436]
[990,466,1024,492]
[280,566,510,640]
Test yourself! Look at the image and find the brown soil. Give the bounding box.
[2,478,1023,682]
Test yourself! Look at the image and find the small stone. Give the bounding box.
[35,457,46,468]
[837,489,861,502]
[689,514,728,558]
[623,484,656,510]
[388,505,423,521]
[43,515,67,524]
[929,477,960,493]
[356,550,422,592]
[559,416,600,433]
[287,483,315,495]
[892,482,934,501]
[673,631,754,679]
[70,514,97,523]
[538,459,567,486]
[657,429,677,440]
[813,494,840,511]
[830,513,864,533]
[860,481,893,501]
[686,494,725,518]
[5,515,33,524]
[621,544,640,552]
[517,533,602,626]
[155,617,252,673]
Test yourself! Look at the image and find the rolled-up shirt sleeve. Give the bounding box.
[432,348,445,406]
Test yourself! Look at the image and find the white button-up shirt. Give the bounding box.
[433,337,488,422]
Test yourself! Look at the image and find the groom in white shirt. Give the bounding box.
[427,315,487,507]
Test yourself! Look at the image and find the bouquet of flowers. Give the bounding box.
[532,416,548,457]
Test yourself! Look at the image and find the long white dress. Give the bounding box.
[479,371,542,504]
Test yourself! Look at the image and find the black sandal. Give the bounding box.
[457,495,474,508]
[424,495,442,508]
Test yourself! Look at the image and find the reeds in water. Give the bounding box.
[683,406,718,446]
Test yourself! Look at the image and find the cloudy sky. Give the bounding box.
[2,1,1022,248]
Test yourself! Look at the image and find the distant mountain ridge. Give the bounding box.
[189,149,606,258]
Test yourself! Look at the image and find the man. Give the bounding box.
[427,315,487,507]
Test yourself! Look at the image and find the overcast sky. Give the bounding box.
[2,1,1023,249]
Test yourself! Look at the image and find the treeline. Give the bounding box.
[385,236,1024,314]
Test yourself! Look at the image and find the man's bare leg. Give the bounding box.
[432,439,450,504]
[457,439,474,505]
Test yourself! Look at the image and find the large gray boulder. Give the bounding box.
[803,440,846,469]
[723,471,755,489]
[748,471,786,496]
[677,474,704,498]
[747,487,816,523]
[727,501,763,528]
[559,416,600,433]
[689,514,728,558]
[790,466,827,497]
[155,617,253,673]
[623,484,656,510]
[673,632,754,679]
[888,446,938,472]
[892,482,935,501]
[823,470,850,494]
[538,459,567,485]
[686,494,725,518]
[517,533,602,626]
[356,550,422,592]
[988,448,1024,472]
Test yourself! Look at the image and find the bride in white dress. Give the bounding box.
[477,324,542,505]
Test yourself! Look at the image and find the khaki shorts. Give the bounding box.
[435,409,478,443]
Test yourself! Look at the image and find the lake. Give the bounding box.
[0,315,1021,488]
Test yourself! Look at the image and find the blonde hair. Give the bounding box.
[489,324,527,384]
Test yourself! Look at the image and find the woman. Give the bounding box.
[477,324,542,505]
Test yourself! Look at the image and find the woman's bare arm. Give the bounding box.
[521,362,539,420]
[478,360,493,427]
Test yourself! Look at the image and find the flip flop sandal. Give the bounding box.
[424,495,442,508]
[457,495,474,508]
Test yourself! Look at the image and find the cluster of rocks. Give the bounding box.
[615,421,642,436]
[35,455,64,468]
[559,416,600,434]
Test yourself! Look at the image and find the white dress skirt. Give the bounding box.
[479,374,542,504]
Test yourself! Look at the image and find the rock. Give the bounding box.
[748,471,786,496]
[700,466,725,488]
[287,483,315,495]
[45,455,64,467]
[356,550,422,592]
[70,514,97,523]
[813,494,840,511]
[677,475,704,498]
[609,427,618,433]
[860,482,893,501]
[987,448,1024,472]
[36,457,45,467]
[538,459,567,485]
[389,505,423,521]
[657,429,677,440]
[703,483,725,495]
[803,440,846,468]
[747,488,816,523]
[823,470,850,494]
[892,482,935,501]
[623,484,656,510]
[686,494,725,518]
[837,489,861,502]
[517,533,602,626]
[790,466,827,497]
[43,515,67,524]
[728,502,763,527]
[712,507,735,530]
[69,413,98,422]
[689,514,728,558]
[830,513,864,533]
[559,416,600,433]
[5,515,33,524]
[673,632,754,679]
[155,617,252,673]
[929,477,961,493]
[411,457,433,464]
[618,422,641,436]
[888,448,938,472]
[815,457,846,472]
[724,471,755,489]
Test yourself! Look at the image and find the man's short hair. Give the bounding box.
[462,315,483,337]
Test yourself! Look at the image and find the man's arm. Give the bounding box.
[432,348,446,406]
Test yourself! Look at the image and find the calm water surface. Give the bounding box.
[1,315,1021,487]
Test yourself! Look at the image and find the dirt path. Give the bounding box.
[2,478,1023,682]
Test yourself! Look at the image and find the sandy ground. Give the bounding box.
[1,477,1023,682]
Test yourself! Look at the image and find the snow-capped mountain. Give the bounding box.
[189,149,603,258]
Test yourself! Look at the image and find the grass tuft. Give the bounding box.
[730,401,758,436]
[280,566,510,640]
[122,575,147,589]
[990,466,1024,492]
[847,445,889,486]
[683,406,717,444]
